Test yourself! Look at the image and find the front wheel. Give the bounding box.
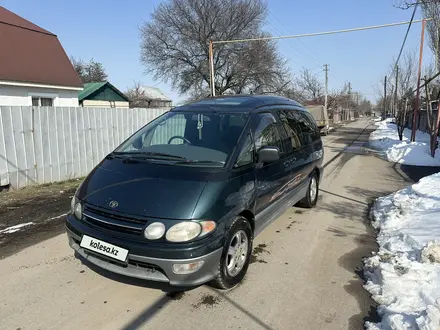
[297,173,319,208]
[210,217,253,290]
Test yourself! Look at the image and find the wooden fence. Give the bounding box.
[0,106,169,188]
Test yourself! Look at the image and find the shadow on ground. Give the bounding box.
[396,164,440,183]
[317,186,381,329]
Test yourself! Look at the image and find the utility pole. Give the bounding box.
[394,65,399,117]
[324,64,329,111]
[348,82,351,120]
[411,18,426,142]
[209,40,215,97]
[384,76,387,119]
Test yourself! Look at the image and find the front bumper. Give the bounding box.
[66,223,223,287]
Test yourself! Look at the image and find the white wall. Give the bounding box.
[0,106,170,188]
[82,100,129,108]
[0,85,79,107]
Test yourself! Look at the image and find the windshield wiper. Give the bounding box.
[175,160,225,165]
[113,151,186,160]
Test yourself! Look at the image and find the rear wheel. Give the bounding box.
[297,173,319,208]
[210,217,253,290]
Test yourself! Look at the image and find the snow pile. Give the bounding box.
[0,222,34,234]
[364,173,440,330]
[369,121,440,166]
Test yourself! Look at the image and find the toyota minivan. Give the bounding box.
[66,95,324,289]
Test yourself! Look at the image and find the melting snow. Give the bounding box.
[364,173,440,329]
[369,120,440,166]
[0,222,34,234]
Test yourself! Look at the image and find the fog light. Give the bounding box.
[172,260,204,274]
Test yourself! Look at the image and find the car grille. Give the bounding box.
[82,205,146,234]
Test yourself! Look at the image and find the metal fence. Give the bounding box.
[0,106,170,188]
[407,109,440,136]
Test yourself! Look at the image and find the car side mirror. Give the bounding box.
[257,146,280,163]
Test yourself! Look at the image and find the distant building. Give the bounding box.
[79,82,129,108]
[0,6,82,106]
[303,99,323,106]
[137,86,172,108]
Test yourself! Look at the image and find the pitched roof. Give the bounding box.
[0,6,83,88]
[79,81,129,101]
[78,82,107,100]
[140,86,171,101]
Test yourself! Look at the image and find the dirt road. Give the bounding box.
[0,118,413,330]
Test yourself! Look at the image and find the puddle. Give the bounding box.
[250,243,270,264]
[192,294,221,308]
[343,142,379,155]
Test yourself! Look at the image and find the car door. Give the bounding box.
[252,112,290,216]
[290,109,322,188]
[276,109,306,199]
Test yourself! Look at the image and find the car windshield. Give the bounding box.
[114,111,249,166]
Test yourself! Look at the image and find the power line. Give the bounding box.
[266,10,346,85]
[212,18,432,45]
[268,10,321,64]
[390,2,419,77]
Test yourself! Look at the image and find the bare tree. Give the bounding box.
[140,0,289,97]
[125,81,148,108]
[396,99,409,140]
[395,1,440,70]
[357,97,373,115]
[295,68,323,101]
[70,57,108,83]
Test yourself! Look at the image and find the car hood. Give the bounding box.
[77,158,209,219]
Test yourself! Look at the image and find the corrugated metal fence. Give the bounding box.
[0,106,169,188]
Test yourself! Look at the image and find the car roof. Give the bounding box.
[172,94,305,113]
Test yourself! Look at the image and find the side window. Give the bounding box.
[234,132,253,167]
[253,113,283,152]
[303,112,321,141]
[277,110,302,152]
[289,111,317,146]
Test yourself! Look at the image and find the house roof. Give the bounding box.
[140,86,171,101]
[79,81,129,102]
[0,6,83,88]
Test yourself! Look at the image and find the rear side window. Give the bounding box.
[301,112,321,143]
[277,110,302,152]
[289,110,320,146]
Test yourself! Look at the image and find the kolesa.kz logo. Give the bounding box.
[89,239,119,256]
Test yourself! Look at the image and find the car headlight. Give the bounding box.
[74,202,82,220]
[165,221,216,242]
[144,222,166,240]
[70,196,76,214]
[166,222,201,242]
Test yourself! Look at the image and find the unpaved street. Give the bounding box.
[0,118,415,330]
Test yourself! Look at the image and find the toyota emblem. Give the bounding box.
[109,200,119,208]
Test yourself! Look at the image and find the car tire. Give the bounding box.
[210,217,253,290]
[297,172,319,208]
